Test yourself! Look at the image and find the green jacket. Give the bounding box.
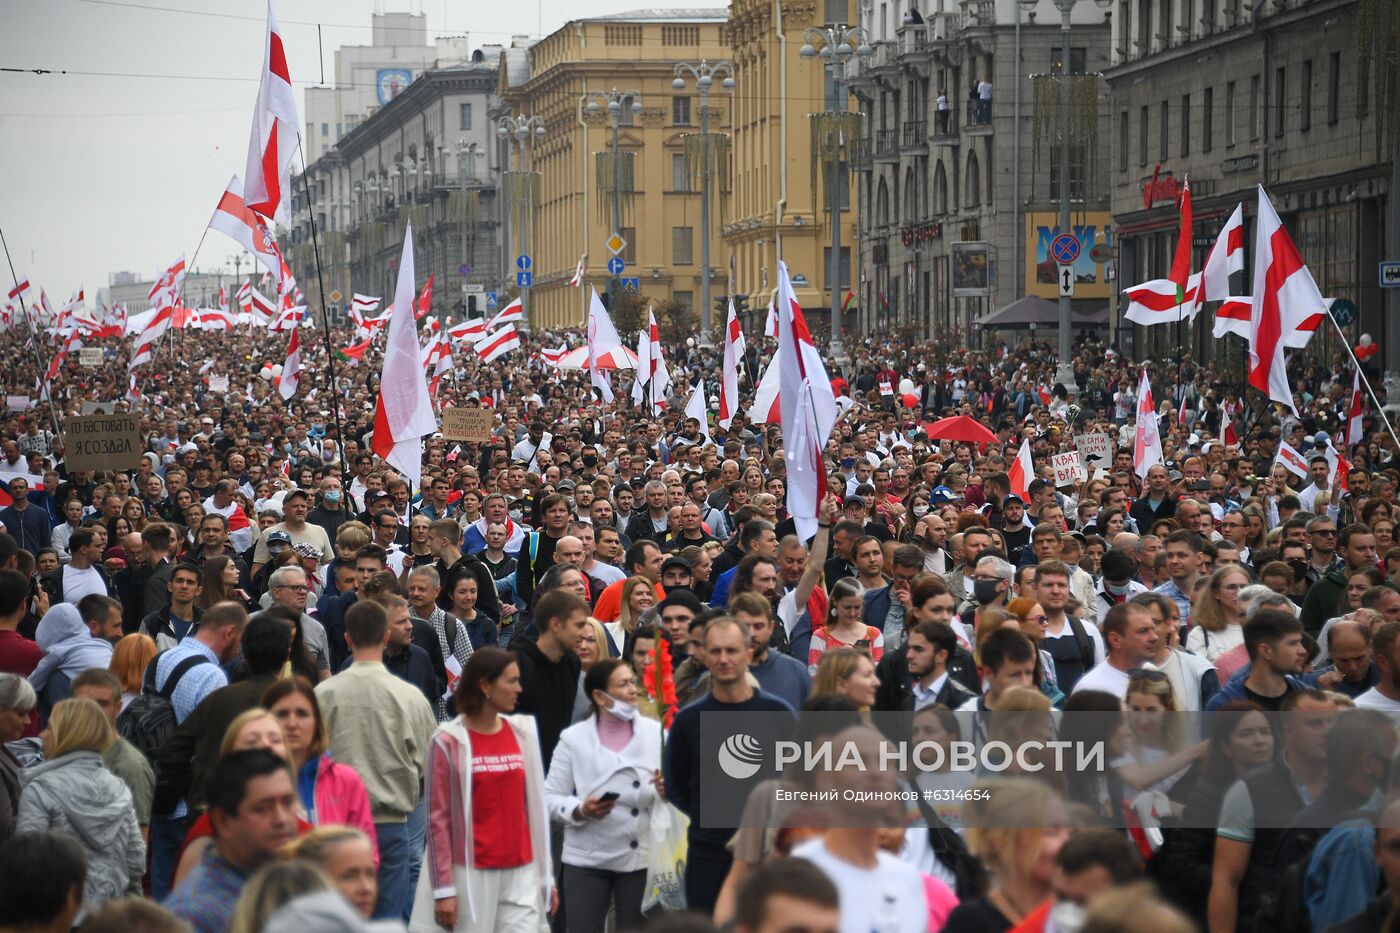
[1300,567,1348,637]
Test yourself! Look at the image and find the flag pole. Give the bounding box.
[0,226,64,442]
[160,228,211,362]
[1327,311,1400,455]
[296,147,350,484]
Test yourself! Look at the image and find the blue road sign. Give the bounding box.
[485,292,498,309]
[458,263,471,277]
[516,271,533,288]
[607,257,625,275]
[516,255,532,271]
[621,277,640,291]
[1050,233,1081,265]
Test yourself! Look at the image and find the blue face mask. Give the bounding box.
[324,490,342,505]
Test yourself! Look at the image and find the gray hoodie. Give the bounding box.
[17,750,145,911]
[28,603,114,694]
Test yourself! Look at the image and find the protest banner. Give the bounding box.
[63,413,143,472]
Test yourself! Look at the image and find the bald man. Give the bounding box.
[1306,619,1380,698]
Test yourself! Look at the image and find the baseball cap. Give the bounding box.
[661,555,693,575]
[292,542,321,560]
[266,530,293,546]
[1003,495,1025,507]
[283,488,311,503]
[657,589,704,616]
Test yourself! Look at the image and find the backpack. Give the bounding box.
[116,651,211,764]
[1064,615,1095,671]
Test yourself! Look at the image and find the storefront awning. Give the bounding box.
[974,296,1110,329]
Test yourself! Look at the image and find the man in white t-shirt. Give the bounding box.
[793,726,940,933]
[1073,602,1158,698]
[59,528,110,605]
[1356,621,1400,711]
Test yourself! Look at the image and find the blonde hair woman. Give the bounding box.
[1185,565,1250,661]
[811,647,881,710]
[1116,670,1207,796]
[228,860,332,933]
[280,826,378,919]
[946,778,1072,931]
[17,698,145,914]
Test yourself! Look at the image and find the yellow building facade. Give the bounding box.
[498,11,732,330]
[726,0,859,334]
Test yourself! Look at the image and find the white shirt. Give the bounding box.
[1355,688,1400,711]
[61,564,108,604]
[792,838,929,933]
[910,671,949,710]
[1072,659,1138,698]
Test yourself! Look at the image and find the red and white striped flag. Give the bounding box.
[447,318,486,344]
[371,221,437,489]
[125,373,142,408]
[1133,370,1163,480]
[6,279,30,306]
[775,259,837,541]
[1274,439,1311,479]
[243,0,299,226]
[1007,438,1034,503]
[197,308,236,331]
[631,306,670,414]
[148,256,186,309]
[487,297,523,331]
[719,298,744,429]
[476,325,521,364]
[569,258,584,287]
[1249,184,1326,415]
[1124,181,1200,326]
[539,345,568,366]
[415,274,434,320]
[1346,370,1365,448]
[352,293,381,315]
[279,323,301,400]
[44,329,77,381]
[128,304,174,372]
[208,176,284,279]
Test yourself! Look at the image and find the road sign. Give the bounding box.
[1089,243,1113,264]
[606,233,627,255]
[516,271,533,288]
[1382,261,1400,288]
[328,290,342,303]
[1329,298,1359,327]
[1050,233,1081,265]
[516,255,532,271]
[458,263,471,277]
[485,292,498,309]
[607,257,625,276]
[621,277,640,291]
[1057,265,1076,298]
[463,283,485,295]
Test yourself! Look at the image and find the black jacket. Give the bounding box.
[435,554,501,624]
[159,674,279,810]
[874,642,979,713]
[511,635,581,769]
[624,511,669,545]
[139,605,203,645]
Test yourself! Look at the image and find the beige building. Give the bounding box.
[497,10,731,330]
[726,0,862,337]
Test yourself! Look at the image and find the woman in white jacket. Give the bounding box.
[545,657,664,933]
[411,646,554,933]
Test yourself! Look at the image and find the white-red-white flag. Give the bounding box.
[476,326,521,364]
[1347,370,1365,448]
[775,260,837,541]
[243,0,299,226]
[586,288,621,403]
[569,258,584,287]
[488,298,523,331]
[764,296,778,338]
[208,176,284,279]
[684,381,711,445]
[1249,185,1326,415]
[447,318,486,344]
[539,345,569,367]
[719,298,744,430]
[148,256,186,309]
[631,306,670,414]
[371,222,437,489]
[1133,370,1163,480]
[1007,438,1034,503]
[6,279,31,306]
[278,323,300,400]
[1201,203,1245,302]
[1274,439,1311,480]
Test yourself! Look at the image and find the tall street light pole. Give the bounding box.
[800,24,873,367]
[498,114,546,332]
[673,59,735,348]
[585,89,644,312]
[456,139,483,317]
[1050,0,1113,393]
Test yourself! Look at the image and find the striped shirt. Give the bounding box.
[163,850,246,933]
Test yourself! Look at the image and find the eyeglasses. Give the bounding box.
[1312,529,1337,536]
[275,585,310,594]
[1128,668,1168,683]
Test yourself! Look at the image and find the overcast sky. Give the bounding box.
[0,0,707,301]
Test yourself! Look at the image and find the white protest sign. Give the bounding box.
[1075,433,1113,478]
[1051,451,1086,487]
[79,348,103,367]
[5,396,32,411]
[208,375,230,393]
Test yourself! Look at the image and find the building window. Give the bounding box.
[673,290,693,309]
[1180,94,1190,156]
[1249,74,1261,140]
[1202,88,1213,152]
[619,96,637,126]
[1119,111,1129,172]
[459,103,472,130]
[1049,47,1087,75]
[1049,144,1086,201]
[1225,81,1236,145]
[620,227,636,263]
[1328,52,1341,124]
[1139,106,1149,166]
[823,246,852,290]
[321,123,329,136]
[1300,59,1313,131]
[336,123,342,137]
[1159,100,1169,161]
[661,26,699,46]
[672,227,694,265]
[672,96,692,126]
[824,0,848,24]
[671,153,692,192]
[1274,67,1286,137]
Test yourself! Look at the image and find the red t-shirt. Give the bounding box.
[469,727,532,869]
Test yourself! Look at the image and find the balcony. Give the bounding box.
[901,120,927,150]
[850,136,872,171]
[895,13,961,54]
[873,129,900,161]
[965,99,992,134]
[932,108,958,143]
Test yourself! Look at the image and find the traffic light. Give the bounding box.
[734,294,750,316]
[714,295,728,318]
[466,295,478,315]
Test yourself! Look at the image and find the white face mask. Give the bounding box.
[1046,901,1086,933]
[603,694,637,721]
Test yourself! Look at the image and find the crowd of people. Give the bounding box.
[0,314,1398,933]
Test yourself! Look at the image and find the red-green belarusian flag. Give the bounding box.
[335,337,373,362]
[842,289,857,312]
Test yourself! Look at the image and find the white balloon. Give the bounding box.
[1360,334,1373,347]
[899,378,915,395]
[259,368,273,381]
[272,364,283,377]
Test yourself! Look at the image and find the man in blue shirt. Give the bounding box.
[0,476,51,553]
[732,592,810,709]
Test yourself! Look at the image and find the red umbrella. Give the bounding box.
[922,415,998,446]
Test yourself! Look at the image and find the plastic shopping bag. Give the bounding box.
[641,800,689,912]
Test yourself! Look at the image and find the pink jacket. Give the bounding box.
[314,754,380,865]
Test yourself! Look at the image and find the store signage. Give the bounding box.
[900,222,942,246]
[1141,164,1183,209]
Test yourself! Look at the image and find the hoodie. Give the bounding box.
[28,604,113,695]
[17,750,146,912]
[511,635,581,769]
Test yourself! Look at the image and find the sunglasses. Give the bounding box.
[1128,668,1168,683]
